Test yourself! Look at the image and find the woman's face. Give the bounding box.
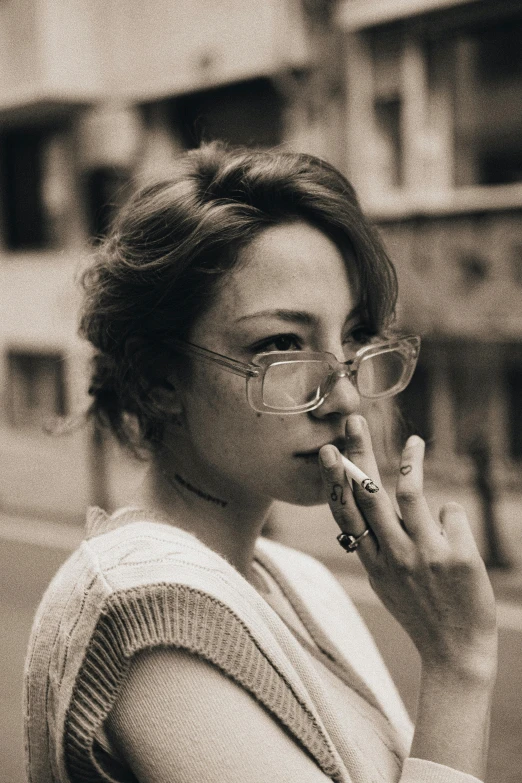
[169,220,367,507]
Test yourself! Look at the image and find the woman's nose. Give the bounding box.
[310,371,361,419]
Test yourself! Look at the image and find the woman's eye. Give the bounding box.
[346,326,374,345]
[256,334,301,352]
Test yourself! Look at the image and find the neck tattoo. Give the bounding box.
[167,471,228,508]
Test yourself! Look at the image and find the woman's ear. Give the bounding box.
[150,379,184,418]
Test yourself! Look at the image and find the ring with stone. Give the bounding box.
[337,528,370,552]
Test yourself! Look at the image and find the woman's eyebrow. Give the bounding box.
[234,307,359,326]
[235,309,315,326]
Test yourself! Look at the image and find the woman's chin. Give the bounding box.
[294,495,330,508]
[269,478,328,507]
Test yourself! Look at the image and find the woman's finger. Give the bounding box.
[439,502,479,553]
[395,435,436,542]
[343,414,408,549]
[318,444,377,560]
[344,414,383,485]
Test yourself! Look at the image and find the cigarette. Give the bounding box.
[341,455,379,494]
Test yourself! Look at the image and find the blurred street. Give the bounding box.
[2,494,521,783]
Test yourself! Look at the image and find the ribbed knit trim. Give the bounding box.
[64,582,344,783]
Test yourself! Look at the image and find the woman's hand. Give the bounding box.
[319,414,498,682]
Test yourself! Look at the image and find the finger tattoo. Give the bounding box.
[331,483,347,505]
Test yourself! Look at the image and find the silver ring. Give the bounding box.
[337,528,370,552]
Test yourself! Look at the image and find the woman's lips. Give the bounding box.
[295,451,320,461]
[294,440,346,461]
[295,439,346,458]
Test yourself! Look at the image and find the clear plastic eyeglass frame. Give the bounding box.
[171,335,421,415]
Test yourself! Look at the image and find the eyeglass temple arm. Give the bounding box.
[171,341,259,378]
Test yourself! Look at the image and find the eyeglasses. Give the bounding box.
[171,335,421,415]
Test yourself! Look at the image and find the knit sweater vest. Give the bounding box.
[23,507,482,783]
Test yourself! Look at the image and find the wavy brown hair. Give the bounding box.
[79,142,398,452]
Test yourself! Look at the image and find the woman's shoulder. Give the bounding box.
[28,507,211,624]
[82,505,241,590]
[25,510,293,783]
[84,504,207,557]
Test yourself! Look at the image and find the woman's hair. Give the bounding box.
[79,141,398,453]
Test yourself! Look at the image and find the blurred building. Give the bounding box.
[0,0,346,519]
[0,0,521,521]
[337,0,522,490]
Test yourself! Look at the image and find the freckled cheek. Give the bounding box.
[192,370,250,417]
[187,370,297,460]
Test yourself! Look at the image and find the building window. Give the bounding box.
[173,77,284,149]
[373,97,403,189]
[84,167,129,241]
[6,351,66,429]
[0,126,68,250]
[479,149,522,186]
[452,15,522,187]
[370,26,403,191]
[477,18,522,82]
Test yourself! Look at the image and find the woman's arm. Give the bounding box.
[105,646,332,783]
[409,663,493,777]
[107,646,487,783]
[319,416,497,781]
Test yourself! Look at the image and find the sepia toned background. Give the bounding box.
[0,1,521,782]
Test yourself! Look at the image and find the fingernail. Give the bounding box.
[405,434,424,450]
[345,414,364,438]
[320,445,337,468]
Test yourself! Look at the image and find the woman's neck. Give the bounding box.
[133,460,273,584]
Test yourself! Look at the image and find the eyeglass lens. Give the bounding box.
[261,349,412,409]
[262,360,330,409]
[357,350,408,397]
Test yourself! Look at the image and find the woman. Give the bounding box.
[24,143,497,783]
